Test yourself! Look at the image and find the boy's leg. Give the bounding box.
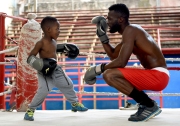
[24,73,54,121]
[53,66,88,112]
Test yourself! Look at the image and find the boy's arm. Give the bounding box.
[27,41,57,76]
[29,41,42,57]
[27,41,43,71]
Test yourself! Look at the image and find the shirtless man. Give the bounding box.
[84,3,169,122]
[24,16,88,121]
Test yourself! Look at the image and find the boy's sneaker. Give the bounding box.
[119,101,138,110]
[128,103,161,122]
[71,102,88,112]
[24,108,34,121]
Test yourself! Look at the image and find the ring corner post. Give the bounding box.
[0,13,6,109]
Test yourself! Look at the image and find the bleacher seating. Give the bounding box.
[6,7,180,56]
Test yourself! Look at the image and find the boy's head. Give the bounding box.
[41,16,60,39]
[107,3,130,33]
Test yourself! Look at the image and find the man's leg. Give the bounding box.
[103,68,161,122]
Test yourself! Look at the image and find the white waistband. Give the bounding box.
[152,67,169,76]
[49,58,57,61]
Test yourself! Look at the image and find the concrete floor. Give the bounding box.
[0,109,180,126]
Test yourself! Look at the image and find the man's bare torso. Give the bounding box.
[128,24,166,69]
[113,24,167,69]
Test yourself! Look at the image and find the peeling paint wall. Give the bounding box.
[2,0,179,14]
[20,0,180,12]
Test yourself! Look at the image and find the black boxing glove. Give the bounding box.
[27,55,57,76]
[41,58,57,76]
[56,43,79,59]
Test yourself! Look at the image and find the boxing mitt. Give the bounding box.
[91,16,109,44]
[84,63,106,85]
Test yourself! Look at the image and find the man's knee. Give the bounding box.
[103,70,116,87]
[103,69,112,81]
[103,69,124,84]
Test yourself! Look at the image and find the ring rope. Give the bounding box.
[1,46,180,67]
[79,52,180,62]
[79,52,107,57]
[1,88,179,96]
[0,82,14,96]
[2,89,179,97]
[5,36,18,44]
[0,90,12,96]
[0,46,19,54]
[1,46,180,62]
[4,82,13,87]
[0,62,15,65]
[50,90,180,96]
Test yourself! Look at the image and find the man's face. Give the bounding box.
[107,10,121,33]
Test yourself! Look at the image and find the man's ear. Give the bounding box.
[118,17,124,23]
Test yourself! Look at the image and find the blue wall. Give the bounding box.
[162,54,180,108]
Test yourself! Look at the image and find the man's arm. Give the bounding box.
[91,16,122,61]
[104,27,135,69]
[102,42,122,61]
[84,27,136,84]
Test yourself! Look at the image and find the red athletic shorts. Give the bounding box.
[118,67,169,91]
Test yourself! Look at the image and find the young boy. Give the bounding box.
[24,16,88,121]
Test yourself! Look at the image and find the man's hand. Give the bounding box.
[91,16,109,44]
[84,63,106,85]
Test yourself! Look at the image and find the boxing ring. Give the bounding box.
[0,13,180,125]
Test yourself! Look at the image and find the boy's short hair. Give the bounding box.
[41,16,58,31]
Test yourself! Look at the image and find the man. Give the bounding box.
[84,3,169,122]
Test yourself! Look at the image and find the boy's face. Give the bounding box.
[50,21,60,40]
